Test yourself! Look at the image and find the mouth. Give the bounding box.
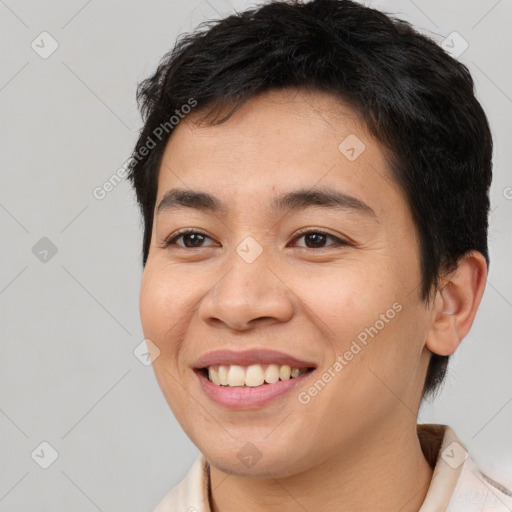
[194,349,316,408]
[200,364,314,387]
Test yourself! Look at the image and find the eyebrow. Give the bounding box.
[156,187,376,217]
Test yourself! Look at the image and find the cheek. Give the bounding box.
[139,262,193,361]
[139,262,200,416]
[297,260,396,350]
[140,267,168,341]
[299,261,425,392]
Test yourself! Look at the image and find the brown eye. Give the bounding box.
[180,233,206,247]
[303,232,328,248]
[293,230,347,249]
[165,230,216,248]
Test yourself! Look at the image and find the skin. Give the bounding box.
[140,89,487,511]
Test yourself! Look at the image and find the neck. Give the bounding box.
[209,421,433,512]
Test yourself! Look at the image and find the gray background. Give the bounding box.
[1,0,511,510]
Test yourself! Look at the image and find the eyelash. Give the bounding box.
[164,227,352,249]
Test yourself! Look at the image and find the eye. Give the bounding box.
[291,229,350,249]
[165,229,217,248]
[164,228,351,250]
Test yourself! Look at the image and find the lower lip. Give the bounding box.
[196,370,314,409]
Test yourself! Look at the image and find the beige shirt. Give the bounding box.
[154,425,512,511]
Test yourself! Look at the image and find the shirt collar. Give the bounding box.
[418,424,466,511]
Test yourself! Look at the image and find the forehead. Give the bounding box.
[156,89,403,219]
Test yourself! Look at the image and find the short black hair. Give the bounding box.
[128,0,493,397]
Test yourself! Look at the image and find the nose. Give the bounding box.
[198,250,295,332]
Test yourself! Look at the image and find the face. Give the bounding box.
[140,89,433,478]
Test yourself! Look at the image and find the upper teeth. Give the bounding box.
[207,364,306,387]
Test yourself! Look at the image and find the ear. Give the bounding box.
[425,251,488,356]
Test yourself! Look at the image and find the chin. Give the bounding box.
[196,434,317,479]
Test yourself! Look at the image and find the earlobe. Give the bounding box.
[425,251,488,356]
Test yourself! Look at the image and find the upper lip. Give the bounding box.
[194,349,316,369]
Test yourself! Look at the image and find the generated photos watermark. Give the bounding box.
[92,98,197,201]
[298,301,403,404]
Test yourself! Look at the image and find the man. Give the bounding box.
[128,0,511,510]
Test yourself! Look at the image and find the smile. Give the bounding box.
[194,349,317,408]
[205,364,310,387]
